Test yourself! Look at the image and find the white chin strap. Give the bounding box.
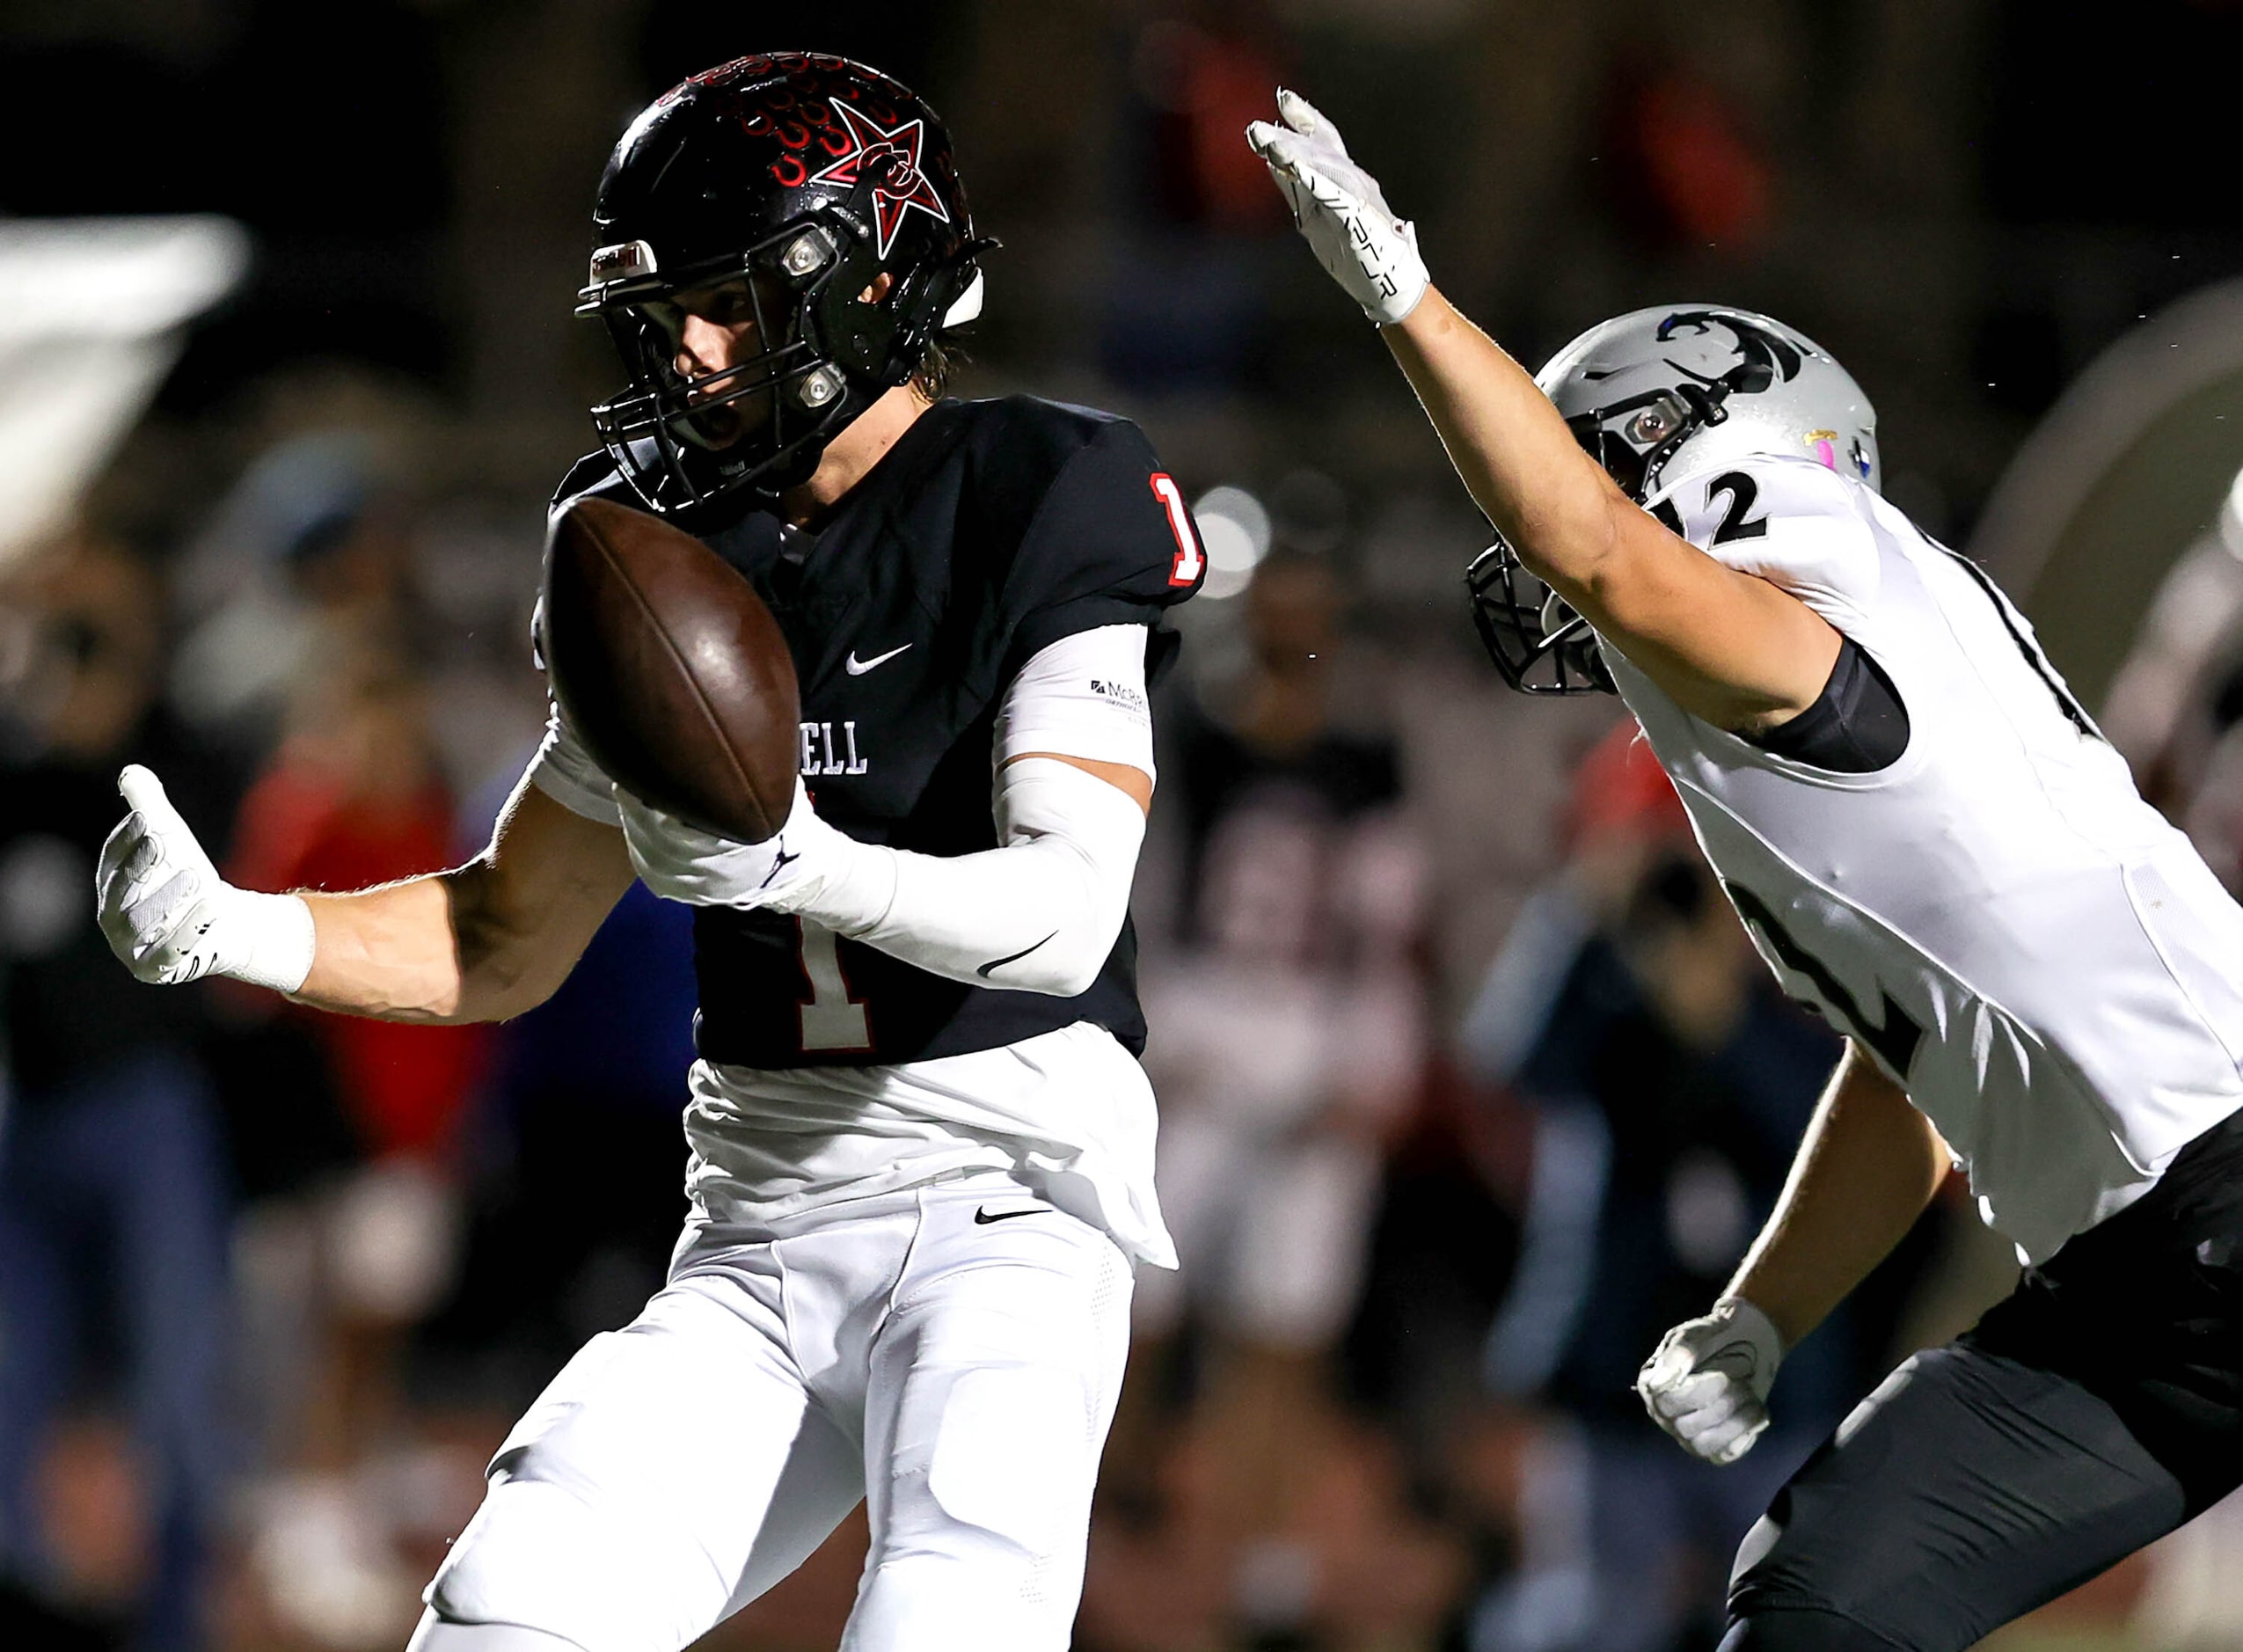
[941,269,984,328]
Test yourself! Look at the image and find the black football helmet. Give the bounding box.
[576,53,991,515]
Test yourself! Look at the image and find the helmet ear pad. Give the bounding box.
[809,236,907,383]
[878,249,975,380]
[805,231,975,391]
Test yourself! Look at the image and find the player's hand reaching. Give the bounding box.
[97,764,316,991]
[1637,1297,1785,1465]
[1246,88,1428,326]
[616,778,846,913]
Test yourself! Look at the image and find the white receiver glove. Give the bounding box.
[96,764,316,992]
[1246,88,1429,326]
[1636,1297,1785,1466]
[613,778,888,918]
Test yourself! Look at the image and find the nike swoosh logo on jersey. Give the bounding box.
[977,932,1056,979]
[845,643,912,676]
[974,1205,1048,1224]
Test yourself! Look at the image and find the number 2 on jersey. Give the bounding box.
[796,917,873,1052]
[1705,471,1770,545]
[1149,473,1204,587]
[1646,471,1768,545]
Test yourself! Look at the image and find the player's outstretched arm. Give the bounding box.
[301,778,636,1021]
[1636,1043,1950,1463]
[99,766,634,1025]
[1248,91,1838,734]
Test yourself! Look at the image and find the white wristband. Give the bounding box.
[223,888,318,993]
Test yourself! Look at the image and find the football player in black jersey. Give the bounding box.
[98,53,1203,1652]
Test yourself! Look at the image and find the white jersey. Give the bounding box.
[1607,453,2243,1263]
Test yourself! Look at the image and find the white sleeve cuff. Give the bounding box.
[225,888,318,994]
[526,697,622,825]
[994,624,1156,780]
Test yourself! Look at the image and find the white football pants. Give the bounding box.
[420,1173,1134,1652]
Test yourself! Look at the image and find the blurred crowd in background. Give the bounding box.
[12,3,2243,1651]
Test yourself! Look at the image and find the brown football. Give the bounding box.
[541,496,800,843]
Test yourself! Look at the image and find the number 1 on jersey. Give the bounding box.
[796,917,873,1052]
[1150,473,1203,587]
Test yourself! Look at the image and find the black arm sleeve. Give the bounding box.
[1745,636,1911,773]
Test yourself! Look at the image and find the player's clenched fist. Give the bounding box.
[1246,88,1428,326]
[1637,1297,1786,1466]
[96,764,316,991]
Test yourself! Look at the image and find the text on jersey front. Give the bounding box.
[800,720,871,777]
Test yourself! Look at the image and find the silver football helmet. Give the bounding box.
[1468,304,1879,694]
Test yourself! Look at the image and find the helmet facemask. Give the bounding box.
[580,215,892,514]
[1465,539,1616,695]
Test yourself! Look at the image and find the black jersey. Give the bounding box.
[550,394,1203,1069]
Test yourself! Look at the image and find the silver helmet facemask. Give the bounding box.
[1465,306,1879,696]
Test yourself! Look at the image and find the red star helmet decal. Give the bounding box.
[809,99,952,260]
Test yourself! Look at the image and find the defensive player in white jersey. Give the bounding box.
[94,54,1206,1652]
[1252,91,2243,1651]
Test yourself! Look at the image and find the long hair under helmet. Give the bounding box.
[576,53,992,515]
[1467,304,1879,694]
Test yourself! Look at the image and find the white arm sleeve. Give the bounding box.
[526,697,622,825]
[834,756,1146,995]
[769,629,1156,994]
[994,623,1157,777]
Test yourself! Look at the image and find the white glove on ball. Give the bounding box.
[96,764,316,992]
[1636,1297,1785,1466]
[614,778,889,922]
[1246,87,1429,326]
